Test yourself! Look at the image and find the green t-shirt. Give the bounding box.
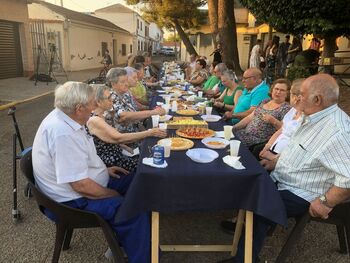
[203,75,220,91]
[129,81,148,105]
[223,86,244,105]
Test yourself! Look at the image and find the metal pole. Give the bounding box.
[12,134,20,221]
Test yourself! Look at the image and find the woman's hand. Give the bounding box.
[148,128,167,138]
[108,166,130,179]
[262,113,277,124]
[152,107,166,116]
[214,101,223,108]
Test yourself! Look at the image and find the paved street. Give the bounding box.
[0,91,349,262]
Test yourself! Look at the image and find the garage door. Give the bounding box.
[0,20,23,79]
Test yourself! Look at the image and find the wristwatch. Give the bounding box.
[319,194,333,208]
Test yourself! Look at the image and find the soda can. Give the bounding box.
[184,83,189,91]
[152,145,165,165]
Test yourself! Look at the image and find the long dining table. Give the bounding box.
[115,93,287,263]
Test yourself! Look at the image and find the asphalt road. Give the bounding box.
[0,95,348,263]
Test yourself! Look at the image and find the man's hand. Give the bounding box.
[259,144,271,159]
[260,157,278,171]
[108,166,129,179]
[223,111,233,120]
[309,198,333,219]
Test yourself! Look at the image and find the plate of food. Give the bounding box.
[158,137,194,151]
[186,148,219,163]
[201,137,229,149]
[176,127,215,139]
[201,115,221,122]
[176,109,199,116]
[159,115,173,122]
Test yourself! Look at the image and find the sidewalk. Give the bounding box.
[0,68,100,110]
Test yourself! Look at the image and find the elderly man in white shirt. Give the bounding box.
[32,82,150,263]
[220,74,350,263]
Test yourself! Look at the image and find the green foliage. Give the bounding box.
[126,0,207,30]
[287,66,312,82]
[239,0,350,38]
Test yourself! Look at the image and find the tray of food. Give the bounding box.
[158,137,194,151]
[176,127,215,139]
[176,109,199,116]
[166,118,208,129]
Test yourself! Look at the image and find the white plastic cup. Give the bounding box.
[151,115,160,128]
[165,96,171,105]
[159,123,167,131]
[160,139,171,158]
[198,91,203,98]
[230,140,241,157]
[161,104,169,114]
[205,107,213,115]
[224,125,232,140]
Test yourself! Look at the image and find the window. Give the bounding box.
[130,44,133,53]
[138,40,140,51]
[140,21,143,31]
[137,18,139,29]
[141,41,143,51]
[122,44,126,56]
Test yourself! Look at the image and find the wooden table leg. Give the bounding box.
[231,209,245,256]
[244,211,253,263]
[152,212,159,263]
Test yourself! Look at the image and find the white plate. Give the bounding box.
[157,90,166,93]
[201,137,229,149]
[201,115,221,122]
[215,131,235,139]
[186,148,219,163]
[159,115,173,122]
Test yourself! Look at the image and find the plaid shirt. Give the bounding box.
[270,104,350,202]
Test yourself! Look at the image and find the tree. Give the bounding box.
[127,0,206,56]
[207,0,219,45]
[217,0,243,74]
[240,0,350,71]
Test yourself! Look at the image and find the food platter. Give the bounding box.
[176,109,199,116]
[158,137,194,151]
[176,127,215,139]
[201,137,230,149]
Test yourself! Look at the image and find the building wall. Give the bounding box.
[0,0,34,76]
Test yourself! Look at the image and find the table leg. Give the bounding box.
[244,211,253,263]
[231,209,245,256]
[152,212,159,263]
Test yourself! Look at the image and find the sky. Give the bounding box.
[44,0,139,12]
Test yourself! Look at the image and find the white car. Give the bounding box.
[164,48,175,56]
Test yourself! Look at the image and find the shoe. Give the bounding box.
[104,248,115,263]
[220,219,236,235]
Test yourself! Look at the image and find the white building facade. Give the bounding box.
[28,2,133,71]
[94,4,162,55]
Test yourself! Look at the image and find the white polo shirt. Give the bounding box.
[32,108,109,202]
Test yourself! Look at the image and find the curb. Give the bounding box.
[0,91,54,111]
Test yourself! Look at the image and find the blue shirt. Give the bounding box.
[232,81,270,124]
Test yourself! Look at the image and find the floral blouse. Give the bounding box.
[235,99,291,147]
[111,90,143,134]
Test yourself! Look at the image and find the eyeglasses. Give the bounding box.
[242,76,255,80]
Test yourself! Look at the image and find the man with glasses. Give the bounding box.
[223,68,269,124]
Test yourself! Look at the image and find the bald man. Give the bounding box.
[223,68,270,124]
[220,74,350,263]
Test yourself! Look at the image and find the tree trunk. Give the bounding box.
[208,0,219,46]
[173,19,198,56]
[322,35,337,74]
[218,0,243,75]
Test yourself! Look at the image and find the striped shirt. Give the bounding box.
[270,104,350,202]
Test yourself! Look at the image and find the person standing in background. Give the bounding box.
[249,39,262,68]
[276,35,291,77]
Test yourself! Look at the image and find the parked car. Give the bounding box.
[164,48,175,56]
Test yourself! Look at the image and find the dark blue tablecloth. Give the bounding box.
[115,95,287,227]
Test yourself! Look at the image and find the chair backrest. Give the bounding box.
[19,148,100,226]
